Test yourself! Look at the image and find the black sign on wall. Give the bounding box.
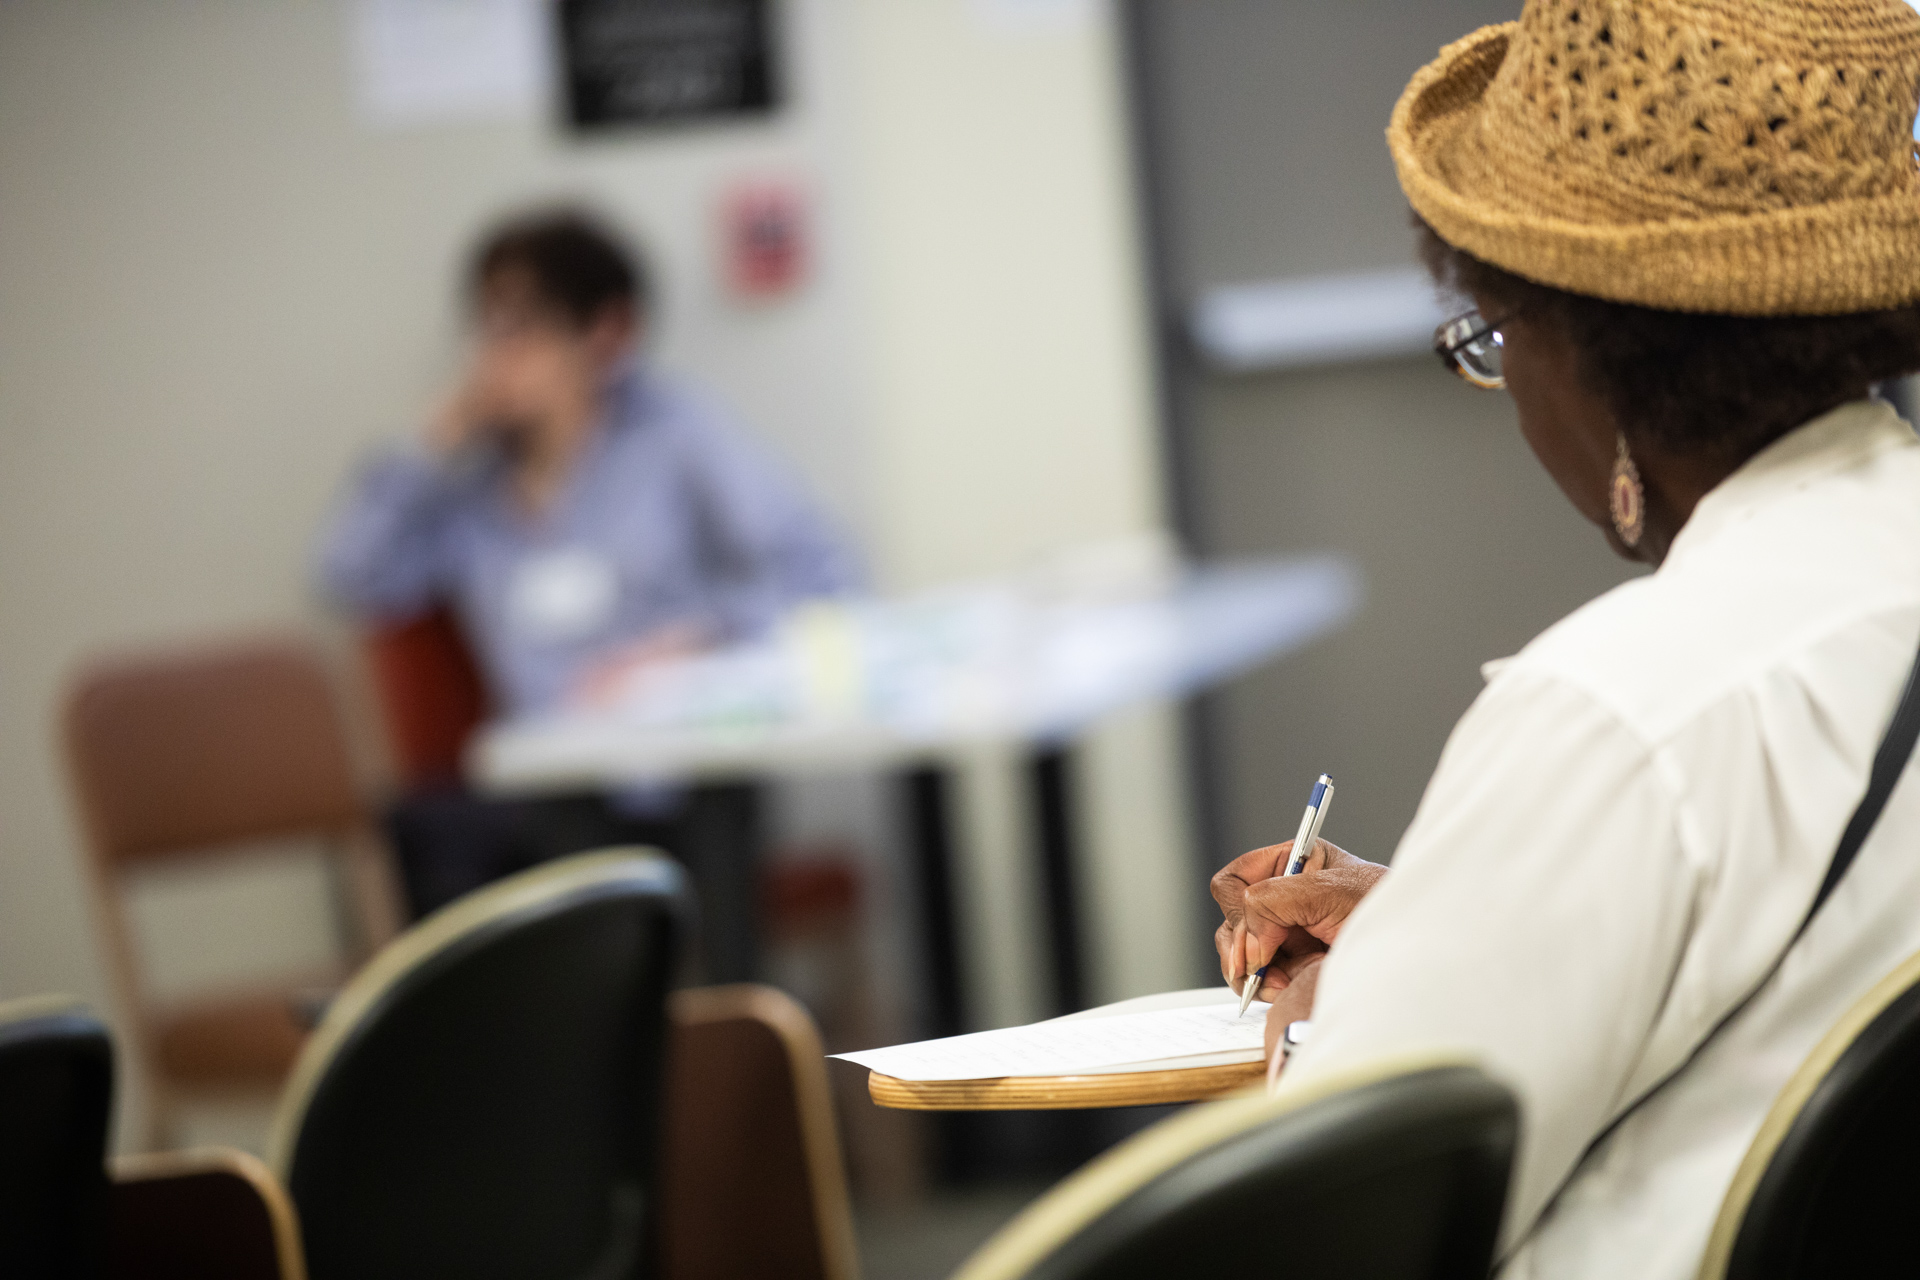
[558,0,779,129]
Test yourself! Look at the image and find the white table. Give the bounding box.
[474,556,1359,789]
[469,555,1360,1033]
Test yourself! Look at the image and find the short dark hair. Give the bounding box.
[469,207,649,327]
[1416,220,1920,467]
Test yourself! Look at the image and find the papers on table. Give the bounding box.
[476,553,1361,789]
[832,989,1270,1082]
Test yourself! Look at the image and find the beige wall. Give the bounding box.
[850,0,1166,586]
[848,0,1200,1025]
[0,0,1198,1139]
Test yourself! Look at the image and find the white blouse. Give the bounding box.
[1286,400,1920,1280]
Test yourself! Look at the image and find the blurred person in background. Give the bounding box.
[320,206,859,916]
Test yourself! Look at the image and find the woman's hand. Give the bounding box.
[1212,838,1387,1002]
[1263,955,1324,1066]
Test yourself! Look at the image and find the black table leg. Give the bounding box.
[1030,745,1086,1017]
[901,765,965,1040]
[900,750,1088,1032]
[897,753,1119,1185]
[677,781,765,984]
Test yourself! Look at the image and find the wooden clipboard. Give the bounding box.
[868,1059,1266,1111]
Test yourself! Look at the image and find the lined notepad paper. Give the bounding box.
[833,988,1269,1081]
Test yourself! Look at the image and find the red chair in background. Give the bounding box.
[359,604,864,936]
[362,605,490,788]
[360,606,869,956]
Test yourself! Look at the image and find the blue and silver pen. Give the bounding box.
[1238,773,1335,1017]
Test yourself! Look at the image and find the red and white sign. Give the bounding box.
[720,178,808,299]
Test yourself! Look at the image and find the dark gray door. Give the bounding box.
[1123,1,1639,871]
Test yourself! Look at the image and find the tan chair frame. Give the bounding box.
[111,1147,308,1280]
[669,984,861,1280]
[63,638,404,1146]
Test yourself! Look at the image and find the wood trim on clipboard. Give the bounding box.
[868,1060,1266,1111]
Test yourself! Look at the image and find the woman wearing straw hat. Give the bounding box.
[1212,0,1920,1273]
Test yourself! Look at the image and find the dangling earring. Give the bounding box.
[1610,433,1645,549]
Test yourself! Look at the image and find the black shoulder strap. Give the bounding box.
[1508,628,1920,1261]
[1811,640,1920,915]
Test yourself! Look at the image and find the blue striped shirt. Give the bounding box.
[318,366,860,715]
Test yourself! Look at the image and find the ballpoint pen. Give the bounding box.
[1238,773,1335,1017]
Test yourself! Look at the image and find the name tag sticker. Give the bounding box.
[507,547,619,642]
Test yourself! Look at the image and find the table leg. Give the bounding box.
[897,755,1125,1184]
[900,766,965,1039]
[1029,746,1086,1017]
[677,781,765,984]
[899,751,1090,1033]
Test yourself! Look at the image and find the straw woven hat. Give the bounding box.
[1390,0,1920,314]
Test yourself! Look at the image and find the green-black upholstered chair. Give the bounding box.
[1698,947,1920,1279]
[950,1056,1517,1280]
[0,996,113,1278]
[0,996,304,1280]
[266,849,689,1280]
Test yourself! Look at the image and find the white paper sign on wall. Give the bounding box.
[969,0,1097,35]
[350,0,552,128]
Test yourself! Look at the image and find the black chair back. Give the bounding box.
[1702,949,1920,1279]
[952,1059,1517,1280]
[0,997,113,1280]
[268,850,688,1280]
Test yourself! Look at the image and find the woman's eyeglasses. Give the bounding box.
[1433,309,1513,389]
